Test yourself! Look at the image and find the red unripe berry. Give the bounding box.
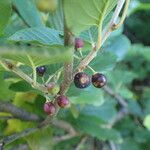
[43,102,56,115]
[75,38,84,50]
[47,82,60,95]
[57,95,70,108]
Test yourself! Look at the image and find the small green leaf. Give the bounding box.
[9,81,34,92]
[0,0,12,34]
[8,27,63,46]
[0,45,73,67]
[13,0,44,27]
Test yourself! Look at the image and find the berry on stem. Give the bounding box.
[57,95,70,108]
[92,73,107,88]
[75,38,84,50]
[74,72,91,89]
[43,102,56,115]
[36,66,46,76]
[47,82,60,95]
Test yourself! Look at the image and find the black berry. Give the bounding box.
[74,72,91,89]
[44,102,56,115]
[57,95,70,108]
[75,38,84,50]
[92,73,107,88]
[36,66,46,76]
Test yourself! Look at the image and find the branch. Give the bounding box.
[109,107,128,128]
[0,101,40,122]
[112,0,130,30]
[0,60,48,93]
[0,118,77,147]
[75,0,129,73]
[103,85,129,127]
[52,119,76,135]
[0,127,38,147]
[75,136,88,150]
[102,0,126,44]
[103,85,127,108]
[59,26,74,95]
[109,141,117,150]
[53,133,79,143]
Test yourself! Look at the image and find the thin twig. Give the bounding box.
[102,0,126,44]
[109,107,128,128]
[0,60,48,93]
[75,136,88,150]
[75,0,128,73]
[109,141,117,150]
[53,133,79,143]
[0,101,41,122]
[0,118,78,147]
[103,85,128,108]
[0,116,15,120]
[112,0,130,30]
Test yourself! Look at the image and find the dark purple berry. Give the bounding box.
[36,66,46,76]
[92,73,107,88]
[74,72,91,89]
[75,38,84,50]
[44,102,56,115]
[57,95,70,108]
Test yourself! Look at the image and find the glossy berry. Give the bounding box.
[75,38,84,50]
[92,73,107,88]
[57,95,70,108]
[36,66,46,76]
[74,72,91,89]
[44,102,56,115]
[47,82,60,95]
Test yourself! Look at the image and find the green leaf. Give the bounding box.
[68,114,122,142]
[144,114,150,130]
[90,51,117,72]
[103,35,131,61]
[48,0,64,32]
[69,86,105,106]
[8,27,63,46]
[0,45,73,67]
[64,0,117,34]
[13,0,44,27]
[26,127,53,150]
[9,81,34,92]
[0,0,12,34]
[0,72,15,100]
[80,26,98,43]
[80,101,117,122]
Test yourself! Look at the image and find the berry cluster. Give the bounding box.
[74,38,107,89]
[44,95,70,116]
[74,72,107,89]
[37,38,107,116]
[36,66,70,115]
